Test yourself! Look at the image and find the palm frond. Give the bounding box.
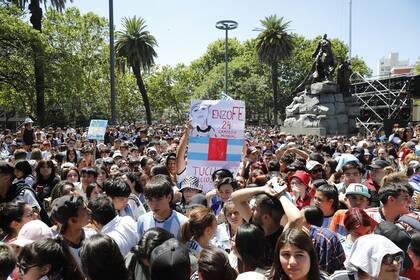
[255,14,294,65]
[115,16,158,72]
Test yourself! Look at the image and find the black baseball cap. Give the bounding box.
[368,159,390,170]
[187,193,207,209]
[149,238,190,280]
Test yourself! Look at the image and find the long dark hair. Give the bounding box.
[198,247,237,280]
[267,228,320,280]
[18,238,83,280]
[80,234,128,280]
[35,159,57,182]
[66,149,79,164]
[235,223,269,272]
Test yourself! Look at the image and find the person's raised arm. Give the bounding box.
[231,186,266,223]
[285,147,309,160]
[176,121,192,174]
[279,192,303,230]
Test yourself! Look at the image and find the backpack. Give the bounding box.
[13,182,52,226]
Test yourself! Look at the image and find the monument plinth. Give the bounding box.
[282,81,359,136]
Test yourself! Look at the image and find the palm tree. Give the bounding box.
[116,16,157,125]
[10,0,72,127]
[255,15,294,125]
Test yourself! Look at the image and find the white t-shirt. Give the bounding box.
[101,215,139,257]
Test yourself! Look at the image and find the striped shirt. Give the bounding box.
[137,210,188,240]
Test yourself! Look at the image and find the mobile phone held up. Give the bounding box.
[270,177,287,193]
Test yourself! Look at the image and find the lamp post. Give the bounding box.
[109,0,116,125]
[216,20,238,96]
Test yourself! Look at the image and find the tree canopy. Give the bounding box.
[0,5,373,127]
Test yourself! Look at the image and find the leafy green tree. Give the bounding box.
[146,64,192,123]
[116,16,157,125]
[42,7,110,126]
[8,0,72,126]
[255,15,294,125]
[0,6,41,124]
[415,58,420,75]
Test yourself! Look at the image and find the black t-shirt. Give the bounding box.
[265,226,284,265]
[249,215,284,266]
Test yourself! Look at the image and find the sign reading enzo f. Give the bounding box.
[187,100,245,193]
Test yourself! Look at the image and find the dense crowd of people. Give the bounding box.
[0,117,419,280]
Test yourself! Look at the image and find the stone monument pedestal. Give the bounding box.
[282,81,359,136]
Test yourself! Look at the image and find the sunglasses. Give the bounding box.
[382,253,404,265]
[17,262,37,275]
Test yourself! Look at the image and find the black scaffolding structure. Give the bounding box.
[350,73,419,134]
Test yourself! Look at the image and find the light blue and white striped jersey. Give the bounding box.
[137,210,188,240]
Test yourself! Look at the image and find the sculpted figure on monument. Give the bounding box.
[292,34,336,94]
[337,59,352,96]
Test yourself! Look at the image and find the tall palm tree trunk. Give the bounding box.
[29,0,46,127]
[132,65,152,125]
[271,63,279,126]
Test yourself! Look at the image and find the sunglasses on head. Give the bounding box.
[17,262,37,275]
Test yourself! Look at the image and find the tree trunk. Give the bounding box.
[271,62,279,126]
[132,65,152,125]
[29,0,46,127]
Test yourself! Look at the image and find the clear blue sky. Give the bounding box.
[69,0,420,73]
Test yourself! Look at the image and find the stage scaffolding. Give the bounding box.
[350,73,416,134]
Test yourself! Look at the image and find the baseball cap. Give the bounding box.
[112,151,123,159]
[306,160,322,171]
[61,162,75,169]
[368,159,390,170]
[335,154,360,172]
[345,183,371,198]
[179,176,202,192]
[51,195,85,224]
[364,149,370,156]
[187,193,207,209]
[10,220,53,247]
[150,238,190,280]
[289,170,311,187]
[147,147,157,155]
[23,117,33,124]
[249,146,259,154]
[165,152,177,166]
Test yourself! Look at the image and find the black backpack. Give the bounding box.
[13,182,52,226]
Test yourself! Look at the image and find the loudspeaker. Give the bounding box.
[411,75,420,97]
[413,99,420,122]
